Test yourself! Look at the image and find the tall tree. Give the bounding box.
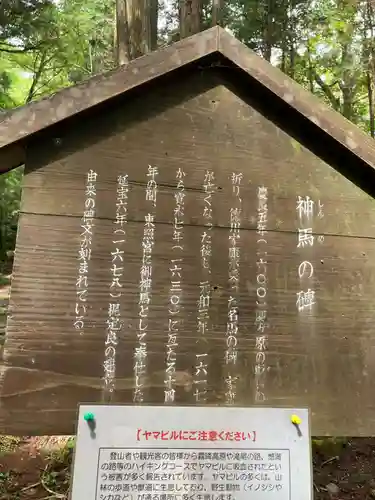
[115,0,130,64]
[120,0,158,59]
[363,0,375,136]
[149,0,158,50]
[179,0,202,38]
[212,0,224,26]
[0,0,54,52]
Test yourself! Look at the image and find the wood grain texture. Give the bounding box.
[2,73,375,436]
[21,75,375,239]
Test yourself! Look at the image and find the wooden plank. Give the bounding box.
[1,212,375,435]
[2,73,375,436]
[22,80,375,238]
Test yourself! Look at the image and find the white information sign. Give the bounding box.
[71,405,312,500]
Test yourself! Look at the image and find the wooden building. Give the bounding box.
[1,26,375,436]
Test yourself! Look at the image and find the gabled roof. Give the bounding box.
[1,26,375,196]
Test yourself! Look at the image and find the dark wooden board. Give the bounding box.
[1,73,375,436]
[2,214,374,435]
[21,77,375,239]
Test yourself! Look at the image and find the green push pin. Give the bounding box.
[84,412,96,433]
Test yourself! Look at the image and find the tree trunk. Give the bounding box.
[143,0,158,52]
[126,0,148,58]
[307,42,314,93]
[179,0,202,39]
[365,0,375,137]
[288,0,295,78]
[280,6,288,73]
[339,34,356,121]
[115,0,130,65]
[366,71,374,137]
[212,0,224,27]
[149,0,158,51]
[336,0,357,122]
[262,0,273,62]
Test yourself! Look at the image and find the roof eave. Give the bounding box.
[0,26,221,174]
[0,144,25,175]
[218,28,375,173]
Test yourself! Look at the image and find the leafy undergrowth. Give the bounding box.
[1,436,375,499]
[0,273,11,287]
[0,275,10,288]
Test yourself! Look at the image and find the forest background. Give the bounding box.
[0,0,374,269]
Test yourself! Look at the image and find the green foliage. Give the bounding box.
[312,437,349,459]
[226,0,375,133]
[0,0,117,268]
[0,275,10,287]
[0,0,54,44]
[0,168,23,265]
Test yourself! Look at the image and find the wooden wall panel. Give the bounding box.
[21,78,375,238]
[2,73,375,435]
[3,213,375,435]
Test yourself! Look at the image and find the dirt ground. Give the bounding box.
[0,436,73,500]
[1,436,375,499]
